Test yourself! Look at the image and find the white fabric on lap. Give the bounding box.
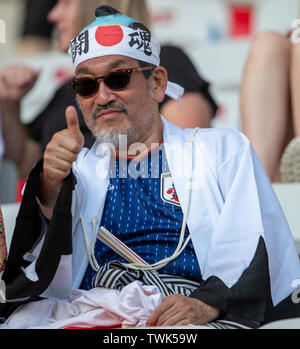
[0,281,163,329]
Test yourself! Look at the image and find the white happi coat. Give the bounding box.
[36,116,300,309]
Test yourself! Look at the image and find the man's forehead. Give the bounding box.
[75,55,138,75]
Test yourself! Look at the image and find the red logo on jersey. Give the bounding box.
[161,173,180,206]
[166,184,179,204]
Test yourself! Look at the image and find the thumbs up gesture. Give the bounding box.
[39,106,84,211]
[65,106,85,148]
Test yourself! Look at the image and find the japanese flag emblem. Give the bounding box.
[160,173,180,206]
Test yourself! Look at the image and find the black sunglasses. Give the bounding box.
[70,66,155,98]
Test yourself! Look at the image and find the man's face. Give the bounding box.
[76,55,166,148]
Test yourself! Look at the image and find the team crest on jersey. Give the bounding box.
[160,173,180,206]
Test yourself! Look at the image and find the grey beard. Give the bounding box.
[76,92,155,149]
[76,97,136,147]
[92,124,140,149]
[89,102,149,148]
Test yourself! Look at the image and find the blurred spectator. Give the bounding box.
[240,30,300,182]
[18,0,57,56]
[0,66,40,178]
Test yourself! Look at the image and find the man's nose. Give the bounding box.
[94,79,116,105]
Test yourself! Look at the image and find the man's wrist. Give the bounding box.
[37,172,62,218]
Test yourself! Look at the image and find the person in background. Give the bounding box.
[0,0,217,181]
[0,0,56,179]
[17,0,57,56]
[240,30,300,182]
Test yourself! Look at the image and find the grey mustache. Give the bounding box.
[92,102,129,120]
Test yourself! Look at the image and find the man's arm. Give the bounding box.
[1,102,26,166]
[38,106,84,219]
[0,65,40,172]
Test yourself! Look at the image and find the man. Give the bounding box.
[1,6,300,328]
[0,0,217,182]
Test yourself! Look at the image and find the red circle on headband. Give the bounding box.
[95,25,124,46]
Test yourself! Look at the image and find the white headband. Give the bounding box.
[69,25,160,71]
[68,23,184,100]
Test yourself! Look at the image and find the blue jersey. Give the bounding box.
[81,143,201,290]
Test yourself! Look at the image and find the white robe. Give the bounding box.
[2,116,300,328]
[29,116,300,310]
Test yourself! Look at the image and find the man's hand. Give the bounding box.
[0,65,40,103]
[39,106,84,215]
[146,294,220,327]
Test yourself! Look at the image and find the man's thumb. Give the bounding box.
[65,106,84,146]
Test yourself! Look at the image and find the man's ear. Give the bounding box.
[150,66,168,103]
